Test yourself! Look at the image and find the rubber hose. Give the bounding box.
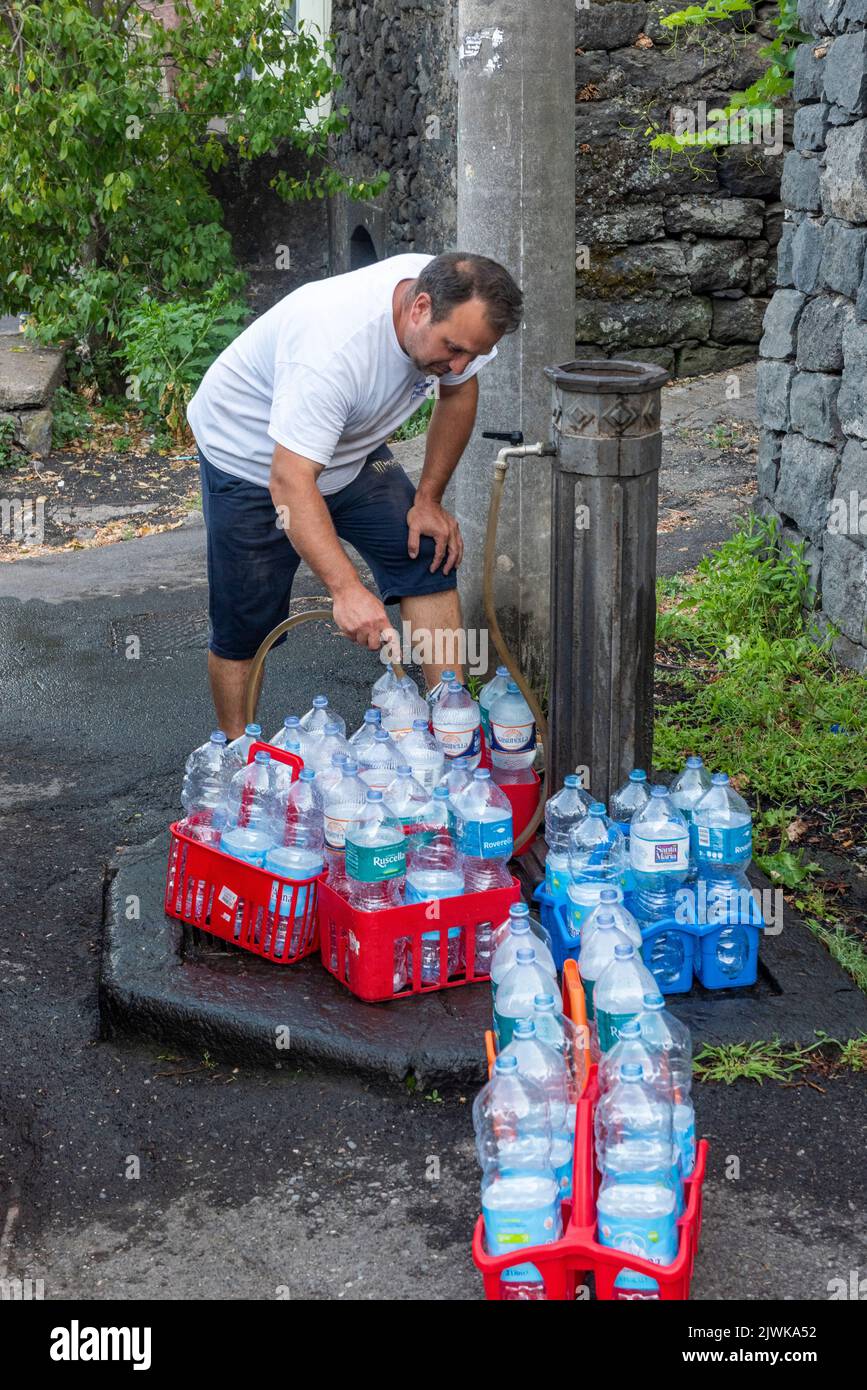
[481,463,549,852]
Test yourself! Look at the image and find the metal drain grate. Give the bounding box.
[109,610,210,655]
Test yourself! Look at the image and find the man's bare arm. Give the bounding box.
[407,374,478,574]
[269,443,391,650]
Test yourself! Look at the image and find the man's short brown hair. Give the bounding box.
[411,252,523,336]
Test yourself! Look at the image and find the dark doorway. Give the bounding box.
[350,225,378,270]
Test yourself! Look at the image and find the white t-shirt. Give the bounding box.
[187,253,498,495]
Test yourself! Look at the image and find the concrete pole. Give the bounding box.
[454,1,575,690]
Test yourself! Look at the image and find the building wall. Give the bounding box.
[755,0,867,673]
[328,0,786,375]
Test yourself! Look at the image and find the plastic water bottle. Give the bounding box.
[349,707,382,753]
[304,720,350,774]
[405,834,465,985]
[568,803,627,886]
[494,946,560,1048]
[490,903,558,1003]
[225,722,263,773]
[269,715,308,761]
[344,790,406,910]
[581,888,643,950]
[473,1055,563,1301]
[488,680,536,772]
[265,839,323,958]
[634,992,694,1171]
[181,730,232,832]
[224,750,283,840]
[431,681,482,768]
[531,993,589,1117]
[281,767,325,851]
[610,769,650,844]
[220,824,274,939]
[384,764,431,832]
[356,727,407,790]
[594,942,658,1053]
[499,1019,575,1197]
[321,757,368,894]
[544,774,592,902]
[314,753,349,801]
[669,755,712,882]
[400,718,444,791]
[577,912,633,1031]
[381,675,428,741]
[477,665,510,744]
[704,867,760,979]
[371,662,399,711]
[691,772,753,882]
[629,785,690,923]
[597,1171,678,1300]
[595,1061,674,1165]
[599,1021,695,1179]
[452,768,513,892]
[300,694,346,738]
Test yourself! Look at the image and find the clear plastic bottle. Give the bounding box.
[314,753,349,802]
[224,750,283,841]
[300,694,346,739]
[348,706,382,754]
[490,903,558,1004]
[304,720,350,775]
[478,665,511,744]
[356,727,407,791]
[597,1172,678,1300]
[669,755,713,883]
[531,993,589,1119]
[704,867,760,979]
[629,785,690,923]
[568,803,628,886]
[544,774,593,901]
[473,1054,562,1301]
[321,757,368,893]
[610,769,650,893]
[383,764,431,832]
[426,668,457,713]
[381,674,428,742]
[264,838,323,958]
[405,834,465,985]
[494,945,559,1048]
[577,912,633,1035]
[488,680,536,772]
[281,767,325,851]
[594,942,658,1053]
[181,730,232,832]
[452,768,513,892]
[691,772,753,883]
[634,992,693,1098]
[499,1019,575,1197]
[431,680,482,769]
[580,888,643,950]
[371,662,399,711]
[225,722,263,773]
[269,714,308,761]
[344,790,406,910]
[400,718,444,791]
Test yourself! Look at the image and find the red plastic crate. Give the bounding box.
[164,741,320,965]
[318,876,520,1002]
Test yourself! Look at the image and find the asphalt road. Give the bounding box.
[1,365,865,1301]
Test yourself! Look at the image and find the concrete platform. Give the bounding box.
[100,834,867,1086]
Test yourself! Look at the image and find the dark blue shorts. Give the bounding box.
[198,444,458,660]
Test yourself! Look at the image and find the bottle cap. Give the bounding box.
[686,755,703,768]
[494,1055,518,1074]
[643,993,665,1009]
[299,769,315,782]
[343,760,358,774]
[367,789,383,801]
[245,723,262,737]
[474,768,491,780]
[313,695,328,708]
[596,911,616,928]
[513,1019,536,1038]
[324,721,342,736]
[210,731,228,744]
[254,750,271,763]
[563,774,578,788]
[614,943,634,960]
[589,802,606,815]
[373,729,390,742]
[533,993,556,1010]
[620,1019,641,1038]
[412,718,429,730]
[711,771,729,785]
[515,947,536,964]
[629,768,647,782]
[284,715,300,727]
[433,786,449,799]
[650,784,669,798]
[620,1062,643,1080]
[496,666,509,677]
[599,888,619,904]
[365,709,379,723]
[510,902,530,918]
[395,765,411,777]
[506,680,520,694]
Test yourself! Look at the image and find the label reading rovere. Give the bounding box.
[344,838,406,883]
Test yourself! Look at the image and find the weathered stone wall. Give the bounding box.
[755,0,867,673]
[328,0,785,375]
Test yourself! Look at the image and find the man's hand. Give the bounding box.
[407,496,464,575]
[332,580,395,652]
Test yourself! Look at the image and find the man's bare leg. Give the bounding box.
[400,589,466,691]
[208,652,264,740]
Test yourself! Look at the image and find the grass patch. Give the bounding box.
[804,919,867,994]
[693,1033,867,1085]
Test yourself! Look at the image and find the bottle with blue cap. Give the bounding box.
[400,717,444,790]
[692,772,754,979]
[629,785,690,923]
[348,707,382,754]
[499,1019,575,1198]
[225,722,263,773]
[488,680,536,773]
[431,680,482,768]
[567,805,628,938]
[371,662,399,711]
[357,726,407,791]
[531,993,588,1121]
[384,764,430,834]
[224,750,284,843]
[451,767,513,892]
[382,674,428,742]
[593,941,658,1053]
[490,903,557,1002]
[477,664,510,743]
[609,769,651,847]
[180,730,232,840]
[494,945,559,1048]
[344,789,406,913]
[669,755,712,883]
[473,1053,562,1301]
[577,911,634,1030]
[300,694,346,739]
[579,887,642,951]
[269,714,309,761]
[544,774,592,901]
[279,767,323,847]
[304,720,350,775]
[599,1019,695,1180]
[265,832,324,959]
[595,1061,680,1298]
[404,815,465,986]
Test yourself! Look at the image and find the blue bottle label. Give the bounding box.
[482,1199,560,1284]
[676,1118,696,1178]
[596,1008,637,1053]
[545,860,570,901]
[691,822,752,865]
[597,1209,678,1293]
[457,817,513,860]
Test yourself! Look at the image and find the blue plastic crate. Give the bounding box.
[639,917,695,995]
[693,917,760,989]
[532,882,580,972]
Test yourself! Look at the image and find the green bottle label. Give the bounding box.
[597,1009,637,1053]
[344,838,406,883]
[582,977,595,1022]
